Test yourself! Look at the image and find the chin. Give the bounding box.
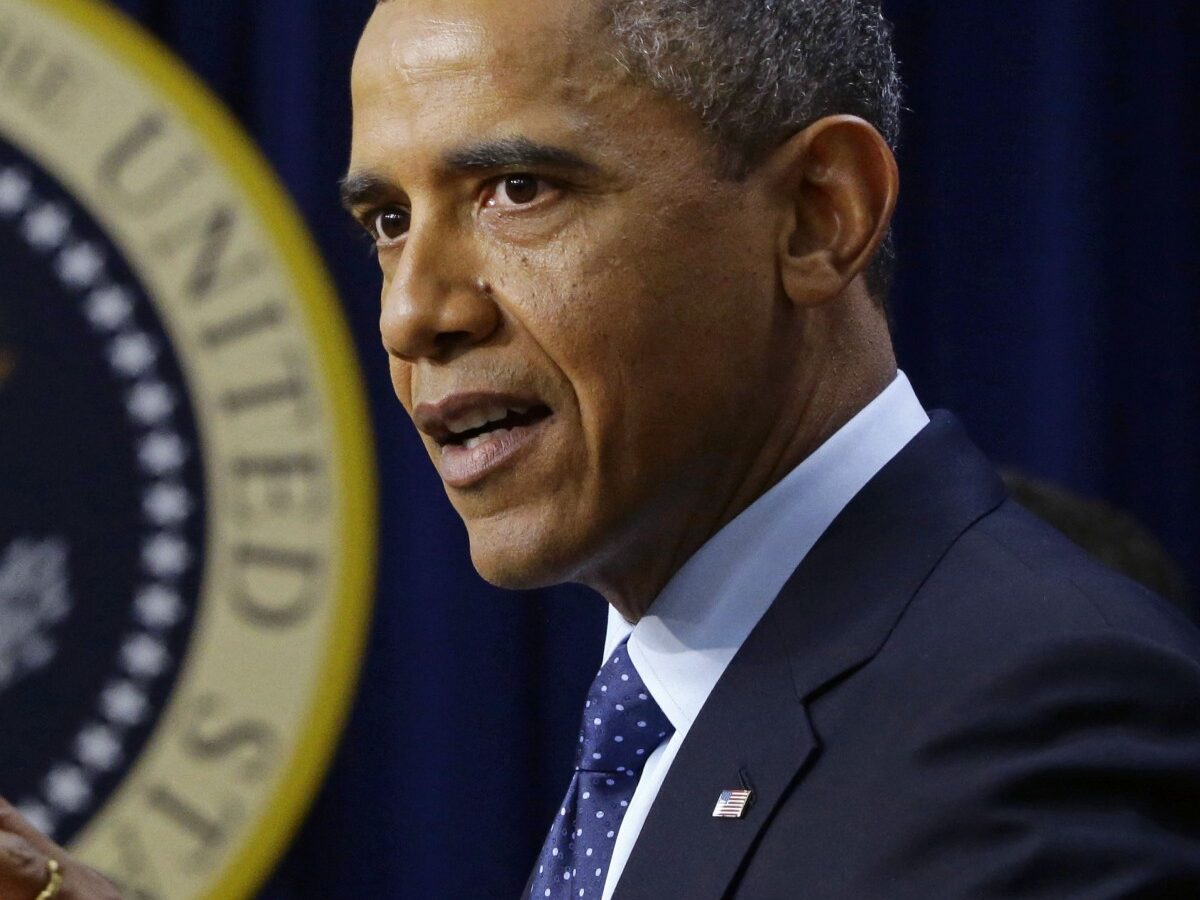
[465,515,590,592]
[468,544,565,591]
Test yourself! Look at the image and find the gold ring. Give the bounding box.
[34,858,62,900]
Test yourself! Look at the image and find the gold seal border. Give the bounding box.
[35,2,379,898]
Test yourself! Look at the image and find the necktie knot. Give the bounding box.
[576,642,672,775]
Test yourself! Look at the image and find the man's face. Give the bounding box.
[349,0,789,593]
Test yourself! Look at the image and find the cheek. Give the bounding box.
[559,235,755,397]
[482,192,772,460]
[586,249,773,472]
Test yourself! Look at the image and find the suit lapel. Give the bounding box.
[613,413,1007,900]
[611,612,816,900]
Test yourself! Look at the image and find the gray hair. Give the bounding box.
[603,0,902,303]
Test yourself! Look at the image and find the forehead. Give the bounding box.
[356,0,595,80]
[351,0,625,163]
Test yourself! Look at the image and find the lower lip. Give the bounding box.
[436,417,551,488]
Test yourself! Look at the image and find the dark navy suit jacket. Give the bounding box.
[603,413,1200,899]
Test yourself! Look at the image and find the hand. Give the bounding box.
[0,798,122,900]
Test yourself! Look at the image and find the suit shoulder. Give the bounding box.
[903,497,1200,658]
[776,495,1200,898]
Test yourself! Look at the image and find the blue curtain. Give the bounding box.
[104,1,1200,896]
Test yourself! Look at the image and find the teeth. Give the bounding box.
[462,427,511,452]
[446,403,512,436]
[449,410,487,435]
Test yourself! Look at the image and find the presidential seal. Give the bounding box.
[0,1,376,898]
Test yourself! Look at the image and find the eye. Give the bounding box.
[486,174,550,208]
[370,207,409,242]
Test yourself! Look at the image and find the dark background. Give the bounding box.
[103,1,1200,896]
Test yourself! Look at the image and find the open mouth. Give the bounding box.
[439,404,553,451]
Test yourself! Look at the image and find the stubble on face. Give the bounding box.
[349,0,796,615]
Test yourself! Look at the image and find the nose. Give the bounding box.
[379,222,500,362]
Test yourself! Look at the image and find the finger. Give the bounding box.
[0,830,49,897]
[0,798,123,898]
[0,796,61,857]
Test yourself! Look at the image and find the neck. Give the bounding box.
[587,293,897,622]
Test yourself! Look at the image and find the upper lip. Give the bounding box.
[413,391,549,445]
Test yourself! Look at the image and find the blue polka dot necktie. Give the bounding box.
[530,638,674,899]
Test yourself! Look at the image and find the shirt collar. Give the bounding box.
[606,371,929,734]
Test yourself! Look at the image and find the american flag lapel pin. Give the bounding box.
[712,788,753,819]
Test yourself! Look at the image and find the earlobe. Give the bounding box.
[773,116,899,308]
[780,245,844,306]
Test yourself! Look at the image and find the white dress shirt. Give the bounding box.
[598,371,929,899]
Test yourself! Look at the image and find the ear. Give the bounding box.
[767,116,899,307]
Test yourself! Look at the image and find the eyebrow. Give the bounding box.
[339,172,394,213]
[340,137,597,211]
[442,137,596,174]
